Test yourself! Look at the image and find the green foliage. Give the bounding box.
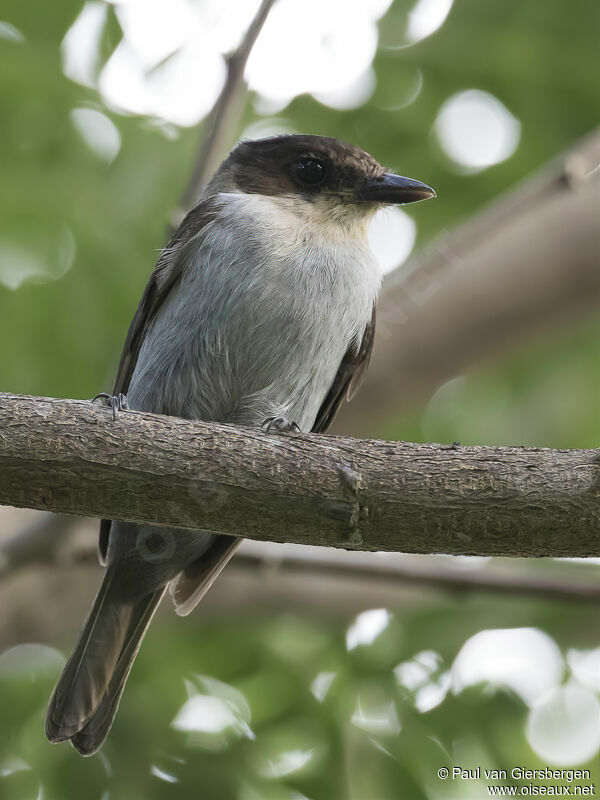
[2,594,600,800]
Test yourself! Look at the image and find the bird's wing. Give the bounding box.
[99,201,217,564]
[112,202,218,396]
[311,304,376,434]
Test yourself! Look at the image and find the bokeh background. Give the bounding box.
[1,0,599,798]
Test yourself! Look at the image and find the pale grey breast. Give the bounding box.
[127,191,381,430]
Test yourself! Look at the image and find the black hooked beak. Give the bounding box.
[360,173,436,204]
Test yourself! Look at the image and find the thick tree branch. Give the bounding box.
[336,127,600,434]
[1,393,599,557]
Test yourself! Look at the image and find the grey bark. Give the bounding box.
[1,392,599,557]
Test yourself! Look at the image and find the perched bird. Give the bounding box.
[45,135,435,755]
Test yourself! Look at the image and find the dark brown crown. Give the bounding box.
[218,134,385,200]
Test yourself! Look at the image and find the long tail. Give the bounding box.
[45,566,165,756]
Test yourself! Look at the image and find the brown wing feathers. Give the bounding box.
[112,203,217,397]
[311,305,376,434]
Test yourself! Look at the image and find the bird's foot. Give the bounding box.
[261,416,301,434]
[92,392,130,421]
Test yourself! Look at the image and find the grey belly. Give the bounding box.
[126,303,347,432]
[124,228,370,431]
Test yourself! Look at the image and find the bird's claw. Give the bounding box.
[92,392,130,421]
[261,416,301,434]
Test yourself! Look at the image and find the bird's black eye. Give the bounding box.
[293,158,326,186]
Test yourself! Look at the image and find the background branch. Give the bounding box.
[3,510,599,604]
[177,0,277,218]
[234,542,600,603]
[0,512,77,575]
[1,392,599,558]
[336,127,600,434]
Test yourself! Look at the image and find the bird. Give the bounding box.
[45,134,435,755]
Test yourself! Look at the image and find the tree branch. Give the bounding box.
[0,512,78,575]
[336,127,600,434]
[234,542,600,604]
[178,0,277,216]
[1,393,599,557]
[3,511,599,603]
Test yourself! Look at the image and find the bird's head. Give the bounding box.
[210,134,435,235]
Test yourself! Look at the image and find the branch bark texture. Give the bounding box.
[1,393,599,558]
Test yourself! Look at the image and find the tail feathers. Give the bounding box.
[46,576,165,756]
[70,589,164,756]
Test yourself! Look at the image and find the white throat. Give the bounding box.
[218,190,377,243]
